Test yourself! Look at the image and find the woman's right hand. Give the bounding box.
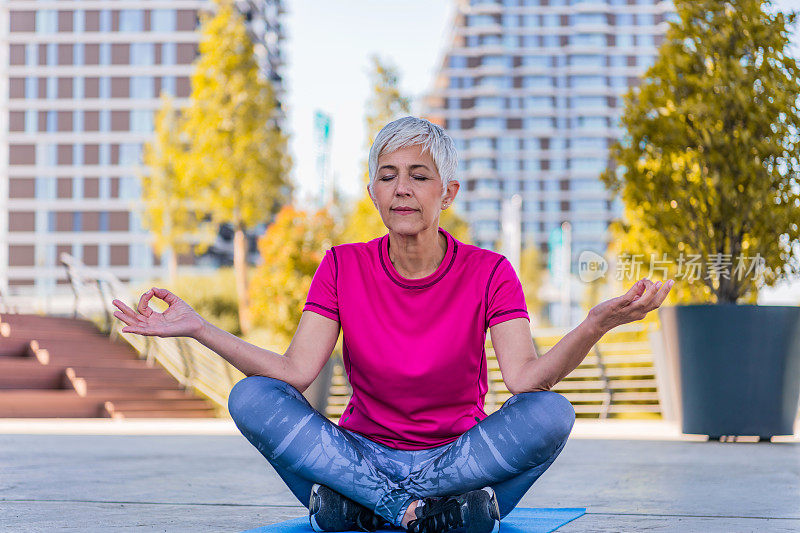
[112,287,206,338]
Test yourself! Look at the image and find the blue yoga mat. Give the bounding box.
[242,507,586,533]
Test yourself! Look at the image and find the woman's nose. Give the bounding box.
[395,174,413,195]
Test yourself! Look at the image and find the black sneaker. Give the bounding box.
[406,487,500,533]
[309,483,389,532]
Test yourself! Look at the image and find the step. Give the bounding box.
[0,314,99,333]
[34,338,138,353]
[105,409,216,419]
[68,366,174,379]
[2,325,108,341]
[84,389,196,400]
[83,380,181,391]
[0,339,35,357]
[0,390,104,417]
[0,367,69,390]
[106,399,213,411]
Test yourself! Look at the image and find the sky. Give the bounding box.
[283,0,800,206]
[283,0,454,204]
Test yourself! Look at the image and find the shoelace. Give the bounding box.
[408,498,463,533]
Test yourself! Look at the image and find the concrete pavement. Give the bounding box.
[1,419,799,532]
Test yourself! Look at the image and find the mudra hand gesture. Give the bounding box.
[588,278,674,333]
[111,287,205,338]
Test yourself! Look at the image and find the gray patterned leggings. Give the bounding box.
[228,375,575,528]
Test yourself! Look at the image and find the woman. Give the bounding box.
[112,117,673,533]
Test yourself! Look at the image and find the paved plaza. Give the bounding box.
[1,419,799,532]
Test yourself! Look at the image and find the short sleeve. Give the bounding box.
[303,248,339,322]
[485,256,530,328]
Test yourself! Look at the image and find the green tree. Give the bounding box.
[182,0,292,334]
[602,0,800,304]
[519,241,546,324]
[249,205,338,349]
[140,95,216,283]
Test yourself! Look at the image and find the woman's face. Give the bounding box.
[368,144,459,236]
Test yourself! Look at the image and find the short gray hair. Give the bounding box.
[368,116,458,199]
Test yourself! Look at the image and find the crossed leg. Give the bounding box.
[228,376,575,528]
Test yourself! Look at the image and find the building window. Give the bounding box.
[46,43,57,66]
[120,143,143,166]
[120,175,142,199]
[99,10,112,32]
[616,34,634,47]
[26,44,37,66]
[571,158,607,172]
[569,54,604,67]
[152,10,177,32]
[524,117,553,130]
[541,14,559,27]
[38,179,57,201]
[523,76,551,88]
[36,11,58,33]
[99,211,109,231]
[542,35,559,48]
[131,43,155,66]
[637,55,656,68]
[131,77,154,99]
[160,76,176,96]
[46,111,57,132]
[570,33,606,47]
[475,117,504,130]
[130,111,153,133]
[616,13,634,25]
[99,176,111,198]
[609,55,626,68]
[25,110,36,133]
[119,10,143,32]
[73,111,85,133]
[72,177,83,199]
[99,77,111,99]
[100,43,111,65]
[571,96,607,109]
[74,77,84,99]
[570,75,605,89]
[99,110,110,132]
[47,77,57,99]
[570,13,606,25]
[161,42,176,65]
[74,11,85,33]
[576,116,608,129]
[99,144,110,166]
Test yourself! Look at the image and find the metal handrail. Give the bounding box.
[0,284,18,313]
[58,252,243,413]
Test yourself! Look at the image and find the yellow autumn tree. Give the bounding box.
[182,0,292,335]
[249,205,339,349]
[140,95,216,283]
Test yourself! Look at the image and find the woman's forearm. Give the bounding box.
[192,318,299,386]
[516,315,607,392]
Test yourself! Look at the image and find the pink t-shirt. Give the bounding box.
[302,227,530,450]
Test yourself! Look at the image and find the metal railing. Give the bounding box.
[59,252,244,413]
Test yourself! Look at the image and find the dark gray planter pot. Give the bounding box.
[657,304,800,439]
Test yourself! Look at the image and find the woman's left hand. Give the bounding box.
[587,278,674,334]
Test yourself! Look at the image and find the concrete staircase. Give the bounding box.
[0,313,217,418]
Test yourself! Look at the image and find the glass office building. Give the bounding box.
[424,0,675,270]
[1,1,285,299]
